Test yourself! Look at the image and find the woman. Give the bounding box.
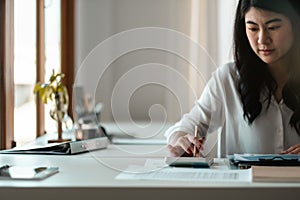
[165,0,300,157]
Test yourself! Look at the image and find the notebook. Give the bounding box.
[252,165,300,182]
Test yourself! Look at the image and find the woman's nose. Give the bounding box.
[258,29,271,45]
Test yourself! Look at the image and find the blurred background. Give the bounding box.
[11,0,238,146]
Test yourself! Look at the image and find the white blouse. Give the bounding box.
[164,62,300,157]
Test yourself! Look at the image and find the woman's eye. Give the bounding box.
[247,27,258,32]
[268,26,280,30]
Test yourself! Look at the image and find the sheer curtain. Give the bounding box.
[74,0,238,124]
[185,0,238,157]
[166,0,237,122]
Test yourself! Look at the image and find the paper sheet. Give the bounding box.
[116,166,251,182]
[115,159,251,182]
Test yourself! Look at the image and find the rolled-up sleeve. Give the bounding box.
[165,68,225,143]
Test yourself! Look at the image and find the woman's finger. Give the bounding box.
[167,145,182,157]
[182,134,205,156]
[176,137,193,155]
[189,136,205,150]
[168,134,206,157]
[282,144,300,154]
[288,146,300,154]
[167,145,190,157]
[195,150,205,157]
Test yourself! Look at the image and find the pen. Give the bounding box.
[193,125,198,157]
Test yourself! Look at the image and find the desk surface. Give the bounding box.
[1,144,300,200]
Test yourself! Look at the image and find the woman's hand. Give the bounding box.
[167,131,205,157]
[281,144,300,154]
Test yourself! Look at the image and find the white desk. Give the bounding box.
[1,144,300,200]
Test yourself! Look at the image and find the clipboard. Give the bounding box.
[230,154,300,169]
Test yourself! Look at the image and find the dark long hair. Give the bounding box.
[234,0,300,131]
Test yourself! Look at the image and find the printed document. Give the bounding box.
[115,159,251,182]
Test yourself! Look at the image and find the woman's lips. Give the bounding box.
[259,49,274,55]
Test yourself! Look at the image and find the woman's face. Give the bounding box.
[245,7,294,67]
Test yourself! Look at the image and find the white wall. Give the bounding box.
[74,0,237,123]
[217,0,238,65]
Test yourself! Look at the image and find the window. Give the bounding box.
[44,0,62,134]
[0,0,74,149]
[14,0,37,145]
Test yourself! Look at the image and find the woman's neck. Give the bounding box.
[268,62,288,103]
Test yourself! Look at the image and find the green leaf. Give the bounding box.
[49,74,56,82]
[33,69,68,105]
[33,84,41,94]
[38,88,47,104]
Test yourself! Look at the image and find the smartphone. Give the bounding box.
[0,165,59,180]
[165,157,213,168]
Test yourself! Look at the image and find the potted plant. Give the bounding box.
[34,69,71,143]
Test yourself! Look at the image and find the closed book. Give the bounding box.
[252,165,300,182]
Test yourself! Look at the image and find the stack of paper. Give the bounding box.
[252,166,300,182]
